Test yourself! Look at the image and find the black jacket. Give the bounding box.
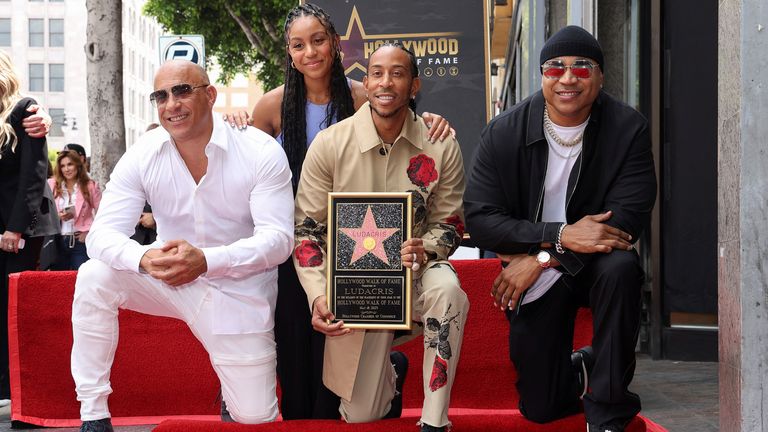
[0,98,59,238]
[464,90,657,275]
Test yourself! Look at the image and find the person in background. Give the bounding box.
[48,149,101,270]
[0,49,60,406]
[224,3,453,420]
[38,160,60,271]
[61,143,90,173]
[130,123,159,246]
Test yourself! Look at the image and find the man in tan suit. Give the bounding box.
[292,44,468,432]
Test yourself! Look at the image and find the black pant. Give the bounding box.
[274,259,340,419]
[0,236,43,399]
[508,249,643,426]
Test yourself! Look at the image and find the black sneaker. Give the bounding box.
[421,423,447,432]
[79,418,114,432]
[571,345,594,399]
[383,351,408,419]
[587,418,631,432]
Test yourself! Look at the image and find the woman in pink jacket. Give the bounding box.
[48,149,101,269]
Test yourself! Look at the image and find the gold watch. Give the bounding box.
[536,250,552,269]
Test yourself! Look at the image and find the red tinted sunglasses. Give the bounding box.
[541,60,598,80]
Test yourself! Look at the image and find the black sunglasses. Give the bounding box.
[149,83,209,106]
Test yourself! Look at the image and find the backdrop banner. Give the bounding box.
[309,0,491,171]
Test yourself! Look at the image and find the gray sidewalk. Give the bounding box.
[0,354,718,431]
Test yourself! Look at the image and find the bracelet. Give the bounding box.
[555,223,566,254]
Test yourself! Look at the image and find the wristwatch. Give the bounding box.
[536,250,552,269]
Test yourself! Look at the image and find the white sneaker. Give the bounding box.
[0,399,11,407]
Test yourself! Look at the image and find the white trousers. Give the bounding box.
[71,259,278,424]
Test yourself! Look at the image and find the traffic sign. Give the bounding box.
[159,35,206,67]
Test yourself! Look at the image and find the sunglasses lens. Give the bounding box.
[171,84,194,98]
[543,66,565,79]
[150,90,168,104]
[571,66,592,79]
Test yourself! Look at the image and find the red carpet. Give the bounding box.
[7,261,666,431]
[153,414,656,432]
[8,271,220,427]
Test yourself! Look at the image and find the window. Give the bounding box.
[29,63,44,91]
[231,93,249,107]
[49,63,64,91]
[49,108,65,137]
[214,93,227,107]
[231,75,249,88]
[0,19,10,46]
[29,18,44,47]
[49,19,64,47]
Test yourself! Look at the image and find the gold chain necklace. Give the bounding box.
[543,106,584,147]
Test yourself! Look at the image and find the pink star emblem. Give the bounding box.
[340,206,400,266]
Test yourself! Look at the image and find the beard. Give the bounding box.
[369,102,407,119]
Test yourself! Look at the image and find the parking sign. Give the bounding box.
[159,35,206,67]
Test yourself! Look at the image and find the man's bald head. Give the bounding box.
[152,60,216,147]
[154,60,210,89]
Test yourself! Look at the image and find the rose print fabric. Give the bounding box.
[291,103,468,427]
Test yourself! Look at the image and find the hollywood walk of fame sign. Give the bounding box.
[327,192,412,329]
[304,0,491,175]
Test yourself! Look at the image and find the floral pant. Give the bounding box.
[340,261,469,428]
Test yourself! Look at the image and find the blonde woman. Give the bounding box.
[0,49,59,404]
[48,149,101,269]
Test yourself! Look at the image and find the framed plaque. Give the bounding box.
[327,192,413,330]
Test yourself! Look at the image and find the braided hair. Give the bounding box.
[369,43,420,120]
[281,3,355,190]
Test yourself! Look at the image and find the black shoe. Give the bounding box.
[587,418,631,432]
[79,418,114,432]
[421,423,447,432]
[383,351,408,419]
[221,399,234,422]
[572,345,594,399]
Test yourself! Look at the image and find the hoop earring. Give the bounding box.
[291,61,296,69]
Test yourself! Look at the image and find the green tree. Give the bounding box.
[143,0,294,90]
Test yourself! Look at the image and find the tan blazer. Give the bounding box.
[293,103,466,400]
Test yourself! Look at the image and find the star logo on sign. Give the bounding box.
[339,6,460,75]
[340,205,400,266]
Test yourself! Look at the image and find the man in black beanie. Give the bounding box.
[464,25,656,432]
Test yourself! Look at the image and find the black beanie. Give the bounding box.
[539,25,604,69]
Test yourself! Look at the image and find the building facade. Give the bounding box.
[0,0,163,153]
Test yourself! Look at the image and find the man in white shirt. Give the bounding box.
[71,60,294,432]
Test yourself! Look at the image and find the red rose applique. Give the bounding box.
[445,215,465,238]
[407,154,439,191]
[295,240,323,267]
[429,356,448,392]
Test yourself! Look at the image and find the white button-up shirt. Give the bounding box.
[86,114,294,334]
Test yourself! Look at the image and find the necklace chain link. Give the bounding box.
[543,106,584,147]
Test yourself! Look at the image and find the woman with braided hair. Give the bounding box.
[226,3,453,420]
